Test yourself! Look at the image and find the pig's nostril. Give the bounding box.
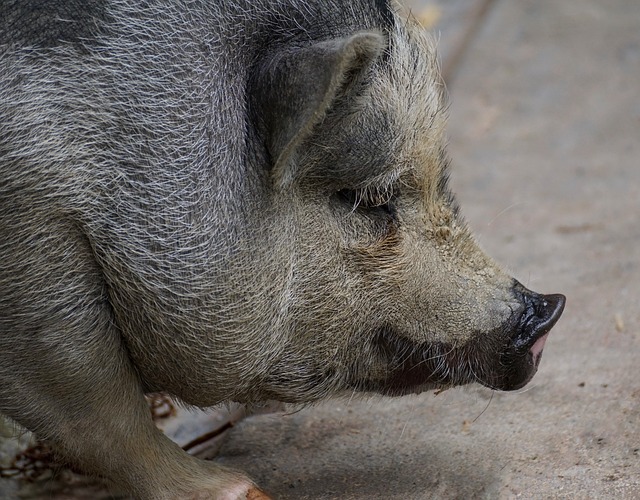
[497,285,565,391]
[537,294,565,321]
[513,290,566,352]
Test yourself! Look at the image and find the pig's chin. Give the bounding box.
[350,325,552,396]
[351,292,565,395]
[349,326,484,397]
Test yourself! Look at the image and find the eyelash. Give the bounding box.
[337,187,398,217]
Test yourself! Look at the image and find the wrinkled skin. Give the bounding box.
[0,0,564,498]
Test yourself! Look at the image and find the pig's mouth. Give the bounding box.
[352,285,565,395]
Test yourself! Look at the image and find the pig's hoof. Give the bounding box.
[186,483,271,500]
[246,487,272,499]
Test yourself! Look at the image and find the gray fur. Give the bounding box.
[0,1,564,498]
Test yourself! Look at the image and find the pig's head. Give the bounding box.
[247,20,564,402]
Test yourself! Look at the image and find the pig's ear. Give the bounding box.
[253,32,386,188]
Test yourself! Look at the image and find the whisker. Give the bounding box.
[487,202,526,226]
[472,390,494,423]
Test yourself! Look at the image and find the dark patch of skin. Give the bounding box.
[351,306,551,396]
[0,1,109,48]
[349,326,499,396]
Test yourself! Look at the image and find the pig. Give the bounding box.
[0,0,565,498]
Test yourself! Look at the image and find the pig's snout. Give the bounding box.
[497,283,566,391]
[512,286,565,354]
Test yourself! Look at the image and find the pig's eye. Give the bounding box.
[336,187,397,218]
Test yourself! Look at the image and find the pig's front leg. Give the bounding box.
[1,313,266,499]
[0,237,268,499]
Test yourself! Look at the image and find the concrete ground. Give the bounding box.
[2,0,639,498]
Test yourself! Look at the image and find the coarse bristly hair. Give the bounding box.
[0,0,522,409]
[2,0,464,404]
[0,1,556,498]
